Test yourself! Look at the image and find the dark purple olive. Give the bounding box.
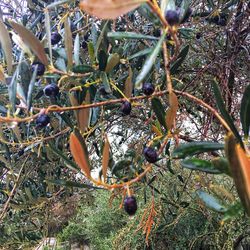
[165,10,179,26]
[120,101,132,116]
[51,32,62,45]
[124,196,137,215]
[143,147,158,163]
[32,62,45,76]
[36,114,50,128]
[43,84,59,97]
[142,82,155,96]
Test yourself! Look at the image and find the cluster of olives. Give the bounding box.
[120,82,155,116]
[35,83,59,129]
[32,61,157,216]
[122,83,158,215]
[31,61,59,129]
[124,146,158,215]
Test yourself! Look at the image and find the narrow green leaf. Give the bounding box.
[107,32,159,40]
[20,61,32,98]
[47,0,74,9]
[197,190,227,212]
[240,85,250,139]
[212,80,244,148]
[101,72,112,93]
[10,21,48,65]
[151,97,167,130]
[207,0,215,8]
[72,64,94,73]
[17,82,27,104]
[95,21,109,57]
[105,53,120,73]
[170,45,189,74]
[98,50,108,71]
[223,202,243,221]
[8,52,24,112]
[128,48,153,60]
[211,157,231,176]
[55,57,67,72]
[124,66,133,98]
[45,10,52,65]
[46,179,102,189]
[0,19,13,74]
[48,142,80,172]
[178,28,194,39]
[181,158,222,174]
[64,18,73,69]
[111,160,132,175]
[88,42,95,64]
[27,64,37,110]
[135,31,166,89]
[74,33,80,66]
[179,0,191,21]
[173,141,224,159]
[90,107,101,126]
[58,111,74,128]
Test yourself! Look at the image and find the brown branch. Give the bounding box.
[2,90,231,134]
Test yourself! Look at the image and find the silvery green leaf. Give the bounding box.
[74,33,80,66]
[135,31,166,89]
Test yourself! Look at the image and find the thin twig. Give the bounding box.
[0,156,28,222]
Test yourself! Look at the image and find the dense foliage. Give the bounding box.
[0,0,249,249]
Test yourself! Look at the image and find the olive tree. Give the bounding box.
[0,0,249,248]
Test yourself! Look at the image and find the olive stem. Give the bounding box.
[88,165,152,190]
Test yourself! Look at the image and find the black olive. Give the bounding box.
[36,114,50,128]
[32,62,45,76]
[51,32,62,45]
[124,196,137,215]
[120,101,132,116]
[142,82,155,96]
[165,10,179,26]
[143,147,158,163]
[43,84,59,97]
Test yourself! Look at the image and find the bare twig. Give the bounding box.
[0,156,28,222]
